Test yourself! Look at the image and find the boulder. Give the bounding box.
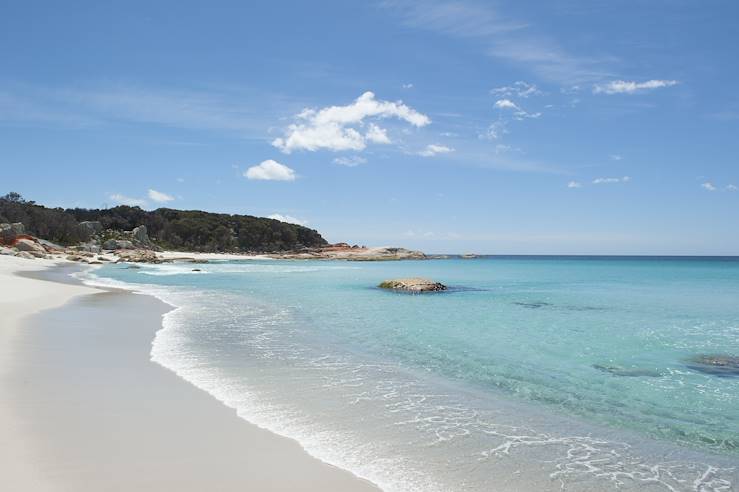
[686,355,739,377]
[0,246,15,255]
[79,221,103,235]
[16,251,35,259]
[0,223,15,244]
[77,242,102,254]
[15,238,46,254]
[103,239,134,250]
[378,278,447,292]
[116,249,162,263]
[132,225,149,244]
[37,238,64,252]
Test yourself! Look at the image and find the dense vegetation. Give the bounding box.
[1,192,328,251]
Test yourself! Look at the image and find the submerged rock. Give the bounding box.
[514,301,552,309]
[593,364,662,378]
[686,355,739,377]
[378,278,447,292]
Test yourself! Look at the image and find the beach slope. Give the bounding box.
[0,257,379,492]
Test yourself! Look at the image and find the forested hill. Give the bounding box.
[0,192,328,252]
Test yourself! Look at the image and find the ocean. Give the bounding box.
[84,256,739,491]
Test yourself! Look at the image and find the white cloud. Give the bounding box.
[701,182,717,191]
[494,98,541,119]
[365,123,391,144]
[176,177,185,183]
[402,83,414,89]
[609,154,623,161]
[147,189,174,203]
[244,160,296,181]
[727,184,738,192]
[109,193,147,207]
[593,176,631,184]
[491,81,541,98]
[418,144,454,157]
[593,79,678,95]
[267,213,308,226]
[333,156,367,167]
[567,181,583,188]
[494,98,518,110]
[272,91,430,153]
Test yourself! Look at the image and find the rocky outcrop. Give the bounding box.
[686,355,739,377]
[103,239,134,250]
[270,245,426,261]
[378,278,447,292]
[37,238,64,252]
[15,238,46,255]
[116,249,163,263]
[132,225,149,244]
[79,221,103,235]
[97,225,160,251]
[75,242,102,254]
[0,223,24,244]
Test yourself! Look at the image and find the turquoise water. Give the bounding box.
[88,257,739,491]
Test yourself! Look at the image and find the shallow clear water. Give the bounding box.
[87,257,739,491]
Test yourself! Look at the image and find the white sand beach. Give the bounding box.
[0,256,379,492]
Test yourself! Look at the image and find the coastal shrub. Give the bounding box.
[1,192,327,252]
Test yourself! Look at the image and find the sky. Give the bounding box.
[1,1,738,255]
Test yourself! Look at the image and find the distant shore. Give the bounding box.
[0,256,379,491]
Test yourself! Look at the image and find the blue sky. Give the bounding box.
[2,1,738,254]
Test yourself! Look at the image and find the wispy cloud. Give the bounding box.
[333,155,367,167]
[109,193,147,207]
[727,184,738,192]
[480,120,508,140]
[491,81,541,98]
[609,154,623,161]
[567,181,583,188]
[593,80,678,95]
[383,0,611,84]
[147,189,174,203]
[417,143,454,157]
[402,83,414,89]
[701,182,717,191]
[494,98,541,120]
[244,160,296,181]
[593,176,631,184]
[268,213,309,226]
[272,91,429,153]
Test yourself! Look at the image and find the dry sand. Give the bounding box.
[0,256,379,491]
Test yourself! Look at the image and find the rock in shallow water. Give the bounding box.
[378,278,447,292]
[593,364,662,377]
[686,355,739,377]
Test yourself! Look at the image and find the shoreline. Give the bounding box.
[0,256,380,492]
